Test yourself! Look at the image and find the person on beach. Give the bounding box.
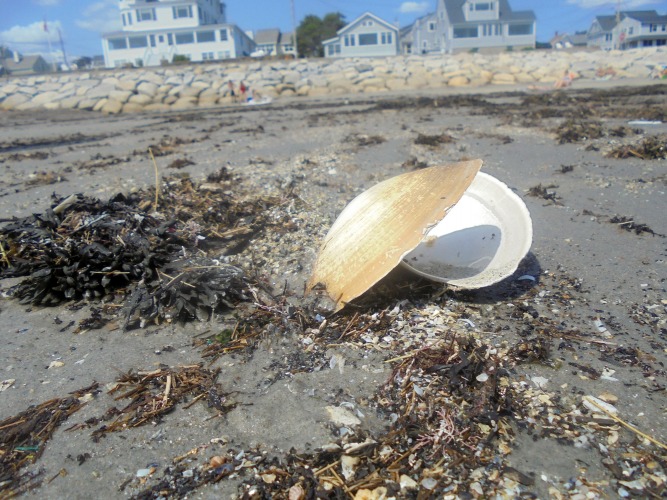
[227,80,236,101]
[554,69,576,89]
[239,81,247,102]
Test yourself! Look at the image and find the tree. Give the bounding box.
[73,56,92,69]
[296,12,345,58]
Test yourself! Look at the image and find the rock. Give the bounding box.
[198,95,219,107]
[109,90,134,103]
[171,96,197,109]
[179,86,204,98]
[1,93,29,110]
[116,80,137,92]
[43,101,61,110]
[121,102,145,113]
[448,75,470,87]
[128,93,153,105]
[143,103,170,112]
[491,73,516,84]
[60,96,83,109]
[137,81,159,96]
[78,98,100,110]
[101,99,123,114]
[31,91,62,105]
[86,83,117,99]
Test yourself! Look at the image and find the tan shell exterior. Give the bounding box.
[307,159,483,311]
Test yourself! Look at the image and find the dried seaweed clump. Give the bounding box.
[606,134,667,160]
[89,365,229,441]
[555,119,604,144]
[414,133,455,146]
[0,169,280,325]
[0,383,99,496]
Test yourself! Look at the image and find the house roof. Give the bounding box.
[593,10,662,31]
[1,54,47,72]
[442,0,535,25]
[337,12,398,36]
[280,32,294,45]
[254,28,280,45]
[622,10,659,23]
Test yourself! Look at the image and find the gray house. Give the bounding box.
[587,14,617,50]
[436,0,536,53]
[401,12,440,54]
[587,11,667,50]
[322,12,399,58]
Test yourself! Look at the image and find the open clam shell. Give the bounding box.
[307,160,482,311]
[400,172,533,288]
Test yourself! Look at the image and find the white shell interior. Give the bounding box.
[400,172,532,288]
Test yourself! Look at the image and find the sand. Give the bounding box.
[0,80,665,498]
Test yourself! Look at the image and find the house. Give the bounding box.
[586,14,617,50]
[251,29,295,58]
[549,31,587,49]
[101,0,255,68]
[0,53,51,76]
[435,0,536,53]
[587,11,667,50]
[614,11,667,50]
[401,12,441,54]
[322,12,399,58]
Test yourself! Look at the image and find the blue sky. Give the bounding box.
[0,0,664,60]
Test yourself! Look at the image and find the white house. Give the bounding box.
[322,12,399,58]
[436,0,536,53]
[102,0,255,68]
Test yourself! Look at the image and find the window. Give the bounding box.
[344,34,355,46]
[482,24,500,36]
[381,32,393,44]
[158,35,164,43]
[358,33,378,45]
[109,38,127,50]
[453,27,478,38]
[167,33,173,45]
[173,6,193,19]
[127,12,133,25]
[202,51,215,60]
[657,39,666,46]
[642,40,653,46]
[136,8,155,22]
[508,24,532,36]
[328,44,335,56]
[605,33,612,41]
[429,22,436,31]
[220,28,228,41]
[628,27,634,35]
[474,2,493,11]
[217,50,231,59]
[197,30,215,42]
[149,34,156,47]
[650,24,657,32]
[122,13,126,26]
[362,20,374,27]
[175,32,195,44]
[129,36,148,48]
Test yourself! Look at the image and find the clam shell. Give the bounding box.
[307,160,482,311]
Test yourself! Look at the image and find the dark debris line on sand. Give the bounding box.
[0,383,100,497]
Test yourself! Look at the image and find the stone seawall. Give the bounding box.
[1,48,665,113]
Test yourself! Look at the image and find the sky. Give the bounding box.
[0,0,665,61]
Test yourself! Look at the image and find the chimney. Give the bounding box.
[13,51,21,63]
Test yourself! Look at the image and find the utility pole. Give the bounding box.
[58,28,69,69]
[290,0,299,59]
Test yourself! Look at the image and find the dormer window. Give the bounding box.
[471,2,494,11]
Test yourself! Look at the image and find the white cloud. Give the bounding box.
[0,21,63,54]
[566,0,662,8]
[399,1,430,14]
[75,0,122,34]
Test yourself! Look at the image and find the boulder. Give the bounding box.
[60,96,83,109]
[448,76,470,87]
[109,90,134,103]
[1,93,29,110]
[101,99,124,114]
[491,73,516,85]
[116,80,138,92]
[122,102,145,113]
[137,81,159,96]
[128,93,153,105]
[144,103,171,112]
[171,96,197,109]
[78,98,100,110]
[86,83,117,99]
[31,91,62,105]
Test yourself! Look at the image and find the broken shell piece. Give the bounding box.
[401,172,532,288]
[307,160,482,311]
